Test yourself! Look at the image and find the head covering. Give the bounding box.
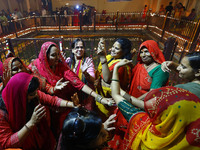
[2,57,30,86]
[31,42,67,86]
[137,40,165,64]
[124,86,200,149]
[2,72,32,131]
[2,72,56,149]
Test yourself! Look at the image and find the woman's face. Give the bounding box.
[72,41,85,59]
[11,60,26,76]
[27,89,38,103]
[89,125,108,149]
[47,46,60,67]
[177,56,195,81]
[139,48,154,65]
[111,41,123,59]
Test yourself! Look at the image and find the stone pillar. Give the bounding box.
[156,0,162,13]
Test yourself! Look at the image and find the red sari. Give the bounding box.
[28,42,85,138]
[1,57,55,95]
[129,40,166,98]
[0,73,56,150]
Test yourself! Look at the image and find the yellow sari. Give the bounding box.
[95,55,131,116]
[122,86,200,150]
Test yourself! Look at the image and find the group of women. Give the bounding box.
[0,37,199,150]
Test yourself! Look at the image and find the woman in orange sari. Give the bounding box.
[111,59,200,150]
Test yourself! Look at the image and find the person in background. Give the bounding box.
[165,1,173,16]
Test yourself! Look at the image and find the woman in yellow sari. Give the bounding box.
[95,38,133,117]
[111,59,200,150]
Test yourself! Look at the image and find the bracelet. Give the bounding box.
[95,95,103,103]
[123,93,132,102]
[89,91,93,96]
[111,79,120,82]
[25,124,30,131]
[101,61,107,65]
[66,100,69,107]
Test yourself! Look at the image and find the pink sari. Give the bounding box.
[2,72,56,150]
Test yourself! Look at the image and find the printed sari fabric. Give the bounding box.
[28,42,85,100]
[122,86,200,150]
[0,73,56,150]
[66,56,96,110]
[129,40,167,98]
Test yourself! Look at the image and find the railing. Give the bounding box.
[0,11,199,64]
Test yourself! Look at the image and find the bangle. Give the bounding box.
[25,124,30,131]
[111,79,120,82]
[66,101,69,107]
[123,93,132,102]
[96,95,103,103]
[101,61,107,65]
[89,91,93,96]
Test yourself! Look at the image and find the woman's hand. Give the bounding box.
[161,61,172,72]
[54,78,69,91]
[29,104,46,126]
[97,37,106,56]
[81,58,92,73]
[71,92,80,107]
[114,59,132,69]
[103,114,116,131]
[101,98,116,106]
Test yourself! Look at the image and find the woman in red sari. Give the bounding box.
[129,40,169,98]
[28,41,113,137]
[0,72,75,150]
[108,40,169,149]
[0,57,68,94]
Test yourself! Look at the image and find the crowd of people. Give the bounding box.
[0,37,199,150]
[159,1,197,21]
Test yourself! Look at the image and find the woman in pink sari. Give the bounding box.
[0,72,75,150]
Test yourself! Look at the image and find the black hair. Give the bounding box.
[27,77,40,94]
[61,107,102,150]
[69,38,86,67]
[12,57,23,65]
[186,52,200,72]
[46,44,56,58]
[115,38,132,60]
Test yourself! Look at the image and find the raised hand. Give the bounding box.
[161,61,173,72]
[103,114,116,131]
[29,104,46,126]
[81,58,93,73]
[54,78,69,91]
[97,37,106,56]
